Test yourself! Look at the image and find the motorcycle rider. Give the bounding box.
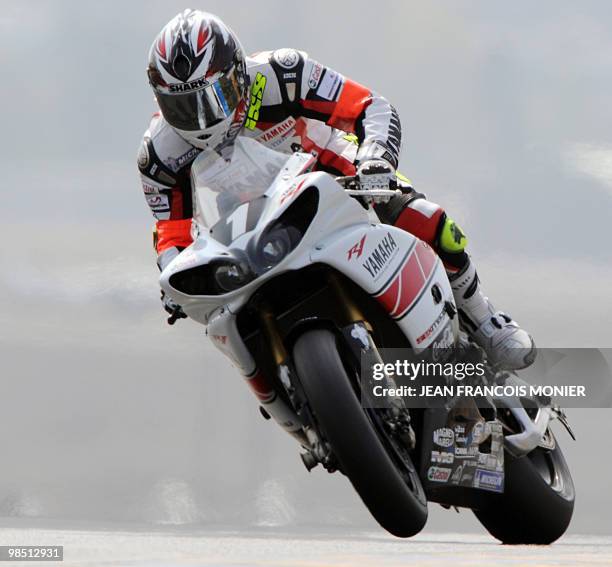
[138,10,535,370]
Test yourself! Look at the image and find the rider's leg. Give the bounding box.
[374,188,536,370]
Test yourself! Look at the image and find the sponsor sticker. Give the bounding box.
[164,147,199,173]
[431,450,454,464]
[255,117,297,147]
[245,72,267,130]
[279,179,306,205]
[432,325,454,352]
[471,422,485,443]
[455,446,478,459]
[142,181,159,195]
[474,468,504,492]
[416,309,448,345]
[316,69,343,100]
[427,466,452,483]
[362,232,399,278]
[146,194,169,210]
[308,62,324,89]
[450,464,463,483]
[168,77,209,93]
[433,427,454,448]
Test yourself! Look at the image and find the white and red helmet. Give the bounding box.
[148,10,249,150]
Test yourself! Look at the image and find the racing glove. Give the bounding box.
[356,159,396,192]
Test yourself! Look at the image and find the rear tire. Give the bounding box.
[474,436,575,544]
[293,329,428,537]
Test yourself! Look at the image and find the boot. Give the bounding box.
[449,259,536,370]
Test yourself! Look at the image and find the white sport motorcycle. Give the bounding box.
[160,137,575,542]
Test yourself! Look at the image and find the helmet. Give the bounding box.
[147,10,249,151]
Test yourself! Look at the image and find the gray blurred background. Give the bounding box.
[1,0,611,536]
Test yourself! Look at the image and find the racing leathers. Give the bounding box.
[138,48,535,370]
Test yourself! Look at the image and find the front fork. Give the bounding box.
[258,273,415,471]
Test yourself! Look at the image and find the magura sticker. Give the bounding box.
[433,427,454,448]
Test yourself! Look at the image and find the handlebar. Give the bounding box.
[335,175,402,198]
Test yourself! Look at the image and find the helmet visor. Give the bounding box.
[155,66,244,131]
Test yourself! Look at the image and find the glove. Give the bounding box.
[356,159,397,204]
[161,290,187,325]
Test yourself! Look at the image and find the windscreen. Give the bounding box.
[191,137,290,240]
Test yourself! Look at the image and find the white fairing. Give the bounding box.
[159,137,457,433]
[311,225,457,351]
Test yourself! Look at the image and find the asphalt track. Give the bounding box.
[0,527,610,566]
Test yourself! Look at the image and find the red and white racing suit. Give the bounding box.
[138,48,468,274]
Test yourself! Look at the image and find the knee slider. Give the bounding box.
[438,215,468,254]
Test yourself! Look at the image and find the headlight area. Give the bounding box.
[251,186,319,273]
[167,187,319,296]
[168,259,255,295]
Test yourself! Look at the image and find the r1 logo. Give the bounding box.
[347,235,366,260]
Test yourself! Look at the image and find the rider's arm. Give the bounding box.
[137,117,194,270]
[268,50,401,169]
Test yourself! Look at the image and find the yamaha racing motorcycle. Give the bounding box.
[160,137,575,543]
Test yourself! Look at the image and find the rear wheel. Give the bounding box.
[474,434,575,544]
[293,328,428,537]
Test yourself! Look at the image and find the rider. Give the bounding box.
[138,10,535,370]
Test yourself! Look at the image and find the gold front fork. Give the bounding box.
[327,272,372,330]
[259,305,288,366]
[258,273,371,364]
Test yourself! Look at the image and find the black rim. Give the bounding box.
[337,336,427,507]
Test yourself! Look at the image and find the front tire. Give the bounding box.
[293,329,428,537]
[474,436,575,544]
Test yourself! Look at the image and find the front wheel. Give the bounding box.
[474,435,575,544]
[293,329,428,537]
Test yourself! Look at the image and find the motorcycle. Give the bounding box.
[159,136,575,543]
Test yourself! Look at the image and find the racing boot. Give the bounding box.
[449,258,536,370]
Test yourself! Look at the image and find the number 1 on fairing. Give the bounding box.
[227,203,249,240]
